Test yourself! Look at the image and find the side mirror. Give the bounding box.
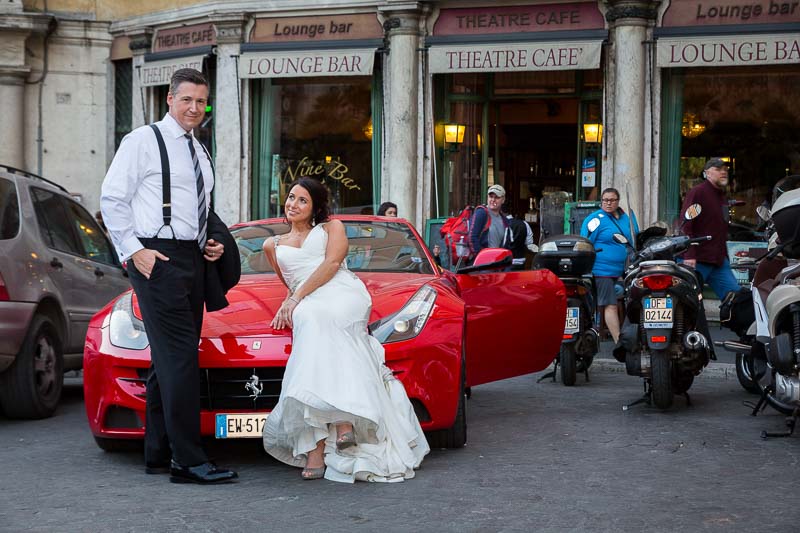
[456,248,512,274]
[756,205,770,222]
[612,233,629,245]
[684,203,702,220]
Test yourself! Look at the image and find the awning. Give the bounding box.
[239,48,376,78]
[656,33,800,68]
[428,40,603,73]
[140,54,206,87]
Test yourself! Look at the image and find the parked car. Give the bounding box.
[84,216,566,451]
[0,165,129,419]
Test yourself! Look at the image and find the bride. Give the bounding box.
[261,177,429,482]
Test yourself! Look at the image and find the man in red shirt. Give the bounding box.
[680,157,740,300]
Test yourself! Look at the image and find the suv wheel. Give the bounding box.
[0,315,63,419]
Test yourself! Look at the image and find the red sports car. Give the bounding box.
[84,216,565,450]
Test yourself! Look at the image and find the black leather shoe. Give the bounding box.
[145,462,171,475]
[169,461,238,484]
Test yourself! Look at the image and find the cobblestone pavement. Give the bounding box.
[2,363,799,533]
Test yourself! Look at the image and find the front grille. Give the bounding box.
[200,367,284,411]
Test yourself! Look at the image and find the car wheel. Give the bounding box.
[426,354,467,449]
[93,436,142,453]
[0,315,63,419]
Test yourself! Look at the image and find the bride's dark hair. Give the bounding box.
[287,177,331,225]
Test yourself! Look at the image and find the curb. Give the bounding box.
[589,358,736,380]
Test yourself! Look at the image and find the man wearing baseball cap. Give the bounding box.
[680,157,740,300]
[469,184,511,256]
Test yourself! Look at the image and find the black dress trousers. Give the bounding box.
[128,238,207,467]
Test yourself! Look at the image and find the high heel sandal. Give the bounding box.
[336,430,356,451]
[301,466,325,480]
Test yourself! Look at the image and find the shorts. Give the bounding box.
[596,276,622,307]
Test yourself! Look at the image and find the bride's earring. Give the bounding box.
[311,216,316,227]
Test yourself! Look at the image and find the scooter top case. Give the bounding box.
[534,235,596,276]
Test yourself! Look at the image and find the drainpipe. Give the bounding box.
[25,1,57,175]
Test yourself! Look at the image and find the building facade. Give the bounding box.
[2,0,798,238]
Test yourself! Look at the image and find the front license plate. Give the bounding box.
[215,413,269,439]
[643,297,673,329]
[564,307,580,334]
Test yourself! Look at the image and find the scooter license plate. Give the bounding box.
[643,297,673,329]
[564,307,580,334]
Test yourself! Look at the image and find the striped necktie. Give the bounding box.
[184,133,207,250]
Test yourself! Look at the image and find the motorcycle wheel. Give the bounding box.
[735,353,762,395]
[651,350,673,409]
[560,344,577,386]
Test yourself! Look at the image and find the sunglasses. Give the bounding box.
[601,198,619,203]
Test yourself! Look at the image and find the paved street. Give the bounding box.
[2,353,800,533]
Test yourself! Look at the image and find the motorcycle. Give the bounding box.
[534,235,599,386]
[613,205,715,409]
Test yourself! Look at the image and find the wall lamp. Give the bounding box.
[444,123,466,152]
[583,123,603,144]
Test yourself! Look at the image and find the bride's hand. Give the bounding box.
[271,296,299,329]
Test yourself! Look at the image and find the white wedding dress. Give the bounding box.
[262,223,429,483]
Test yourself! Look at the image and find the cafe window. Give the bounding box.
[661,65,800,238]
[251,75,378,218]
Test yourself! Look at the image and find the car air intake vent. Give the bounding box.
[200,367,285,411]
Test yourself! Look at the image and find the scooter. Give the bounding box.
[757,181,800,437]
[613,205,715,409]
[534,235,599,386]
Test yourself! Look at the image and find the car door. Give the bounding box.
[61,198,130,305]
[30,187,96,353]
[455,269,565,387]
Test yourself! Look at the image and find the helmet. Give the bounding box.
[770,175,800,258]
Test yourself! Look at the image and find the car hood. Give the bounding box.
[200,272,439,339]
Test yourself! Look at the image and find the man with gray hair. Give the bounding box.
[101,68,237,484]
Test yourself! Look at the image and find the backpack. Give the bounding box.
[440,205,490,265]
[719,287,754,338]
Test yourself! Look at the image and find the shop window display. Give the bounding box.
[268,77,373,216]
[677,65,800,238]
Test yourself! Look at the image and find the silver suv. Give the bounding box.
[0,165,129,419]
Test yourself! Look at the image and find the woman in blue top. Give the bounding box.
[580,188,639,343]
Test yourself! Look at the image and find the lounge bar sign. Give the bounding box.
[140,55,205,86]
[250,13,382,43]
[432,2,605,36]
[152,23,216,53]
[661,0,800,26]
[656,33,800,66]
[429,41,602,73]
[239,49,375,78]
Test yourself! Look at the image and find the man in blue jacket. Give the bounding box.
[580,187,639,343]
[469,184,511,256]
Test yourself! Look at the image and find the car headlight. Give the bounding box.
[369,285,437,344]
[109,292,150,350]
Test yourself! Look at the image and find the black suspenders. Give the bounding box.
[148,123,215,235]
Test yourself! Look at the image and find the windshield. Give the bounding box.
[233,220,435,275]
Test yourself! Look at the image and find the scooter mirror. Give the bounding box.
[756,205,770,222]
[684,203,702,220]
[612,233,628,245]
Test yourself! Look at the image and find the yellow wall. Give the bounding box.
[23,0,209,21]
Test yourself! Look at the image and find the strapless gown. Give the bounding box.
[262,223,429,483]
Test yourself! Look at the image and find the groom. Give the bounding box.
[101,68,237,484]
